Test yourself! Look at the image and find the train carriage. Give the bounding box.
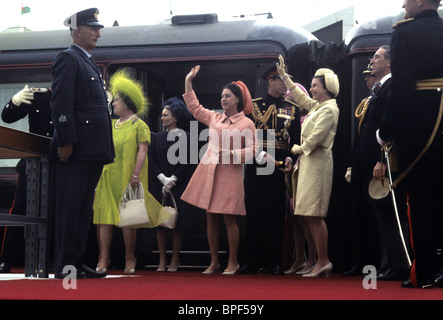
[0,14,323,269]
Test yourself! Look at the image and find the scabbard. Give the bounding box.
[384,148,412,267]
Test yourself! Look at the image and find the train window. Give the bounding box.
[106,60,268,133]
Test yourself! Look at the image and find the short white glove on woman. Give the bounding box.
[291,144,303,155]
[157,173,177,190]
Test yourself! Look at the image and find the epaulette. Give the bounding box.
[252,97,263,103]
[393,18,414,29]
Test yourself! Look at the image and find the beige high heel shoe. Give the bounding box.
[284,262,306,275]
[167,263,180,272]
[302,262,333,278]
[222,264,240,275]
[124,259,137,274]
[96,259,110,272]
[202,263,221,275]
[296,264,316,275]
[96,266,108,272]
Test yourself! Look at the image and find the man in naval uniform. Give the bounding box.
[0,86,53,273]
[376,0,443,288]
[343,64,380,277]
[50,8,114,279]
[242,65,301,275]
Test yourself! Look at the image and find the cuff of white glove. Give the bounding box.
[345,167,352,183]
[11,96,20,106]
[376,129,387,147]
[285,157,293,166]
[255,151,267,165]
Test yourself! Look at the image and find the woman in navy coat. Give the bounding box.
[149,97,193,272]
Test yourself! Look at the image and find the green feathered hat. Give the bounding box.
[109,69,149,116]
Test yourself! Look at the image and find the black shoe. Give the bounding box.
[239,264,259,274]
[272,265,284,275]
[401,279,434,289]
[77,263,106,278]
[0,262,11,273]
[377,269,409,281]
[434,274,443,288]
[343,265,359,277]
[401,279,414,288]
[54,269,86,280]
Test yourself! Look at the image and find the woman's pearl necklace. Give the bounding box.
[115,114,137,129]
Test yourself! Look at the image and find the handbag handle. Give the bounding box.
[122,182,145,203]
[162,192,177,210]
[133,182,145,200]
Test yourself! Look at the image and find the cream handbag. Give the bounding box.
[160,193,178,229]
[118,183,149,228]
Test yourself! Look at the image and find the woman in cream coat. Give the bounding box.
[277,56,339,278]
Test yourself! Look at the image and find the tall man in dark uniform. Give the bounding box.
[242,65,301,275]
[353,46,410,281]
[344,64,381,276]
[51,8,114,279]
[1,86,53,273]
[377,0,443,288]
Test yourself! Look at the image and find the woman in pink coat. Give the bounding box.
[182,65,257,275]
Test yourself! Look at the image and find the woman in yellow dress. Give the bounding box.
[93,69,170,274]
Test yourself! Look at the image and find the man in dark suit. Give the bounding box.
[377,0,443,289]
[360,46,410,281]
[50,8,114,279]
[242,65,301,275]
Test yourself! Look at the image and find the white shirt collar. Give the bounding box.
[379,73,391,86]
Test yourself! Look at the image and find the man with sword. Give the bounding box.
[376,0,443,289]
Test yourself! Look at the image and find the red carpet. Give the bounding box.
[1,269,442,301]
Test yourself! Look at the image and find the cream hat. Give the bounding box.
[314,68,340,98]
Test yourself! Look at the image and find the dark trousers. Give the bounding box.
[408,185,443,287]
[374,184,411,272]
[348,179,380,270]
[1,163,26,266]
[244,166,286,269]
[53,160,103,273]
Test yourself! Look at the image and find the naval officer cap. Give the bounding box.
[64,8,104,29]
[362,59,373,75]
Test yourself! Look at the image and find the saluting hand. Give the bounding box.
[276,55,287,78]
[185,65,201,93]
[12,85,34,106]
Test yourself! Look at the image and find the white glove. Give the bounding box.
[276,55,288,79]
[12,85,34,106]
[345,167,352,183]
[376,129,387,147]
[291,144,303,155]
[157,174,177,190]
